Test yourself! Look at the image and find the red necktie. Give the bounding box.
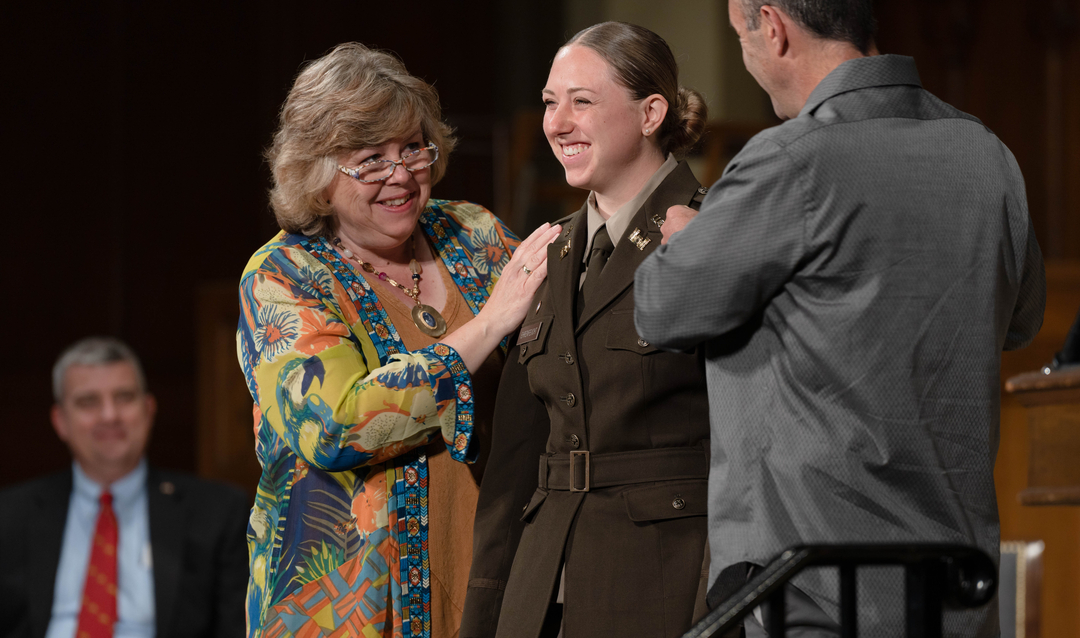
[76,491,118,638]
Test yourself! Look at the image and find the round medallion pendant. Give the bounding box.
[412,303,447,337]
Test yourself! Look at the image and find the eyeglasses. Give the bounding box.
[338,143,439,183]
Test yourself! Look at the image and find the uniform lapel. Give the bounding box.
[547,205,588,343]
[576,162,701,330]
[27,471,71,638]
[148,469,185,638]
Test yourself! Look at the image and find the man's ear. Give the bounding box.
[641,94,669,137]
[759,5,791,57]
[50,404,69,443]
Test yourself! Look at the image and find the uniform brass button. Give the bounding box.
[562,393,576,407]
[520,345,528,356]
[569,434,581,448]
[637,338,649,348]
[560,352,575,365]
[672,497,686,510]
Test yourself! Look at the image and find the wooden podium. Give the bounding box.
[1006,366,1080,505]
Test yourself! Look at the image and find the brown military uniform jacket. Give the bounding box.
[462,163,711,638]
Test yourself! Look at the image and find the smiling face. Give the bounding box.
[542,45,656,202]
[51,361,155,485]
[326,131,432,252]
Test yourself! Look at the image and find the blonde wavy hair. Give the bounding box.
[266,42,457,237]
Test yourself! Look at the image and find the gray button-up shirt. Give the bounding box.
[635,54,1045,637]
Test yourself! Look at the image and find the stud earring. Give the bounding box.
[644,128,651,135]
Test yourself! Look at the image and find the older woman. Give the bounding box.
[463,23,712,638]
[237,43,559,638]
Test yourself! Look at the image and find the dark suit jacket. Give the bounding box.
[0,466,250,638]
[462,162,711,638]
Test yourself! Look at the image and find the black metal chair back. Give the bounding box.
[682,543,997,638]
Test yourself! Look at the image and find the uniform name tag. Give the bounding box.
[517,321,543,345]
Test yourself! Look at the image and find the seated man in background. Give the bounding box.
[0,337,250,638]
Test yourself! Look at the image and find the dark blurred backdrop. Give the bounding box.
[1,0,567,486]
[2,0,1079,630]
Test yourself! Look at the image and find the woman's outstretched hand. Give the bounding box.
[441,222,561,372]
[480,222,562,337]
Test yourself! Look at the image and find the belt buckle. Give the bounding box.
[569,450,590,492]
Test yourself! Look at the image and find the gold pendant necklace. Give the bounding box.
[333,234,448,338]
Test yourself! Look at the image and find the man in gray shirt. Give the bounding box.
[634,1,1045,636]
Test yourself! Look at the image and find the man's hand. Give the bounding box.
[661,205,698,244]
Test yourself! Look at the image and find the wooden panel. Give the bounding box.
[1008,367,1080,500]
[1007,367,1080,395]
[997,261,1080,638]
[1018,401,1080,499]
[197,282,261,496]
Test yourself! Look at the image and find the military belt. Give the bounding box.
[538,447,708,493]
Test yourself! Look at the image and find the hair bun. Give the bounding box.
[666,86,707,156]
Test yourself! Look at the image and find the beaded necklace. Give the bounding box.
[333,234,447,337]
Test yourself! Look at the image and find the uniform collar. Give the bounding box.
[585,153,679,256]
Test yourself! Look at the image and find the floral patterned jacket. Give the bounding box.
[237,200,517,638]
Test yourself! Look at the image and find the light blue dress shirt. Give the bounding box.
[46,460,156,638]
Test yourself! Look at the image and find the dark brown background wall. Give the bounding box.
[5,9,1080,632]
[0,0,563,486]
[3,0,1080,632]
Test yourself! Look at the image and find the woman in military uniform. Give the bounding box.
[462,22,713,638]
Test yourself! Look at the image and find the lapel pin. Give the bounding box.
[628,228,651,251]
[651,214,665,228]
[535,300,542,314]
[560,240,571,259]
[159,481,175,495]
[697,186,708,195]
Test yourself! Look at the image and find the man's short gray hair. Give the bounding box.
[52,337,146,403]
[741,0,877,55]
